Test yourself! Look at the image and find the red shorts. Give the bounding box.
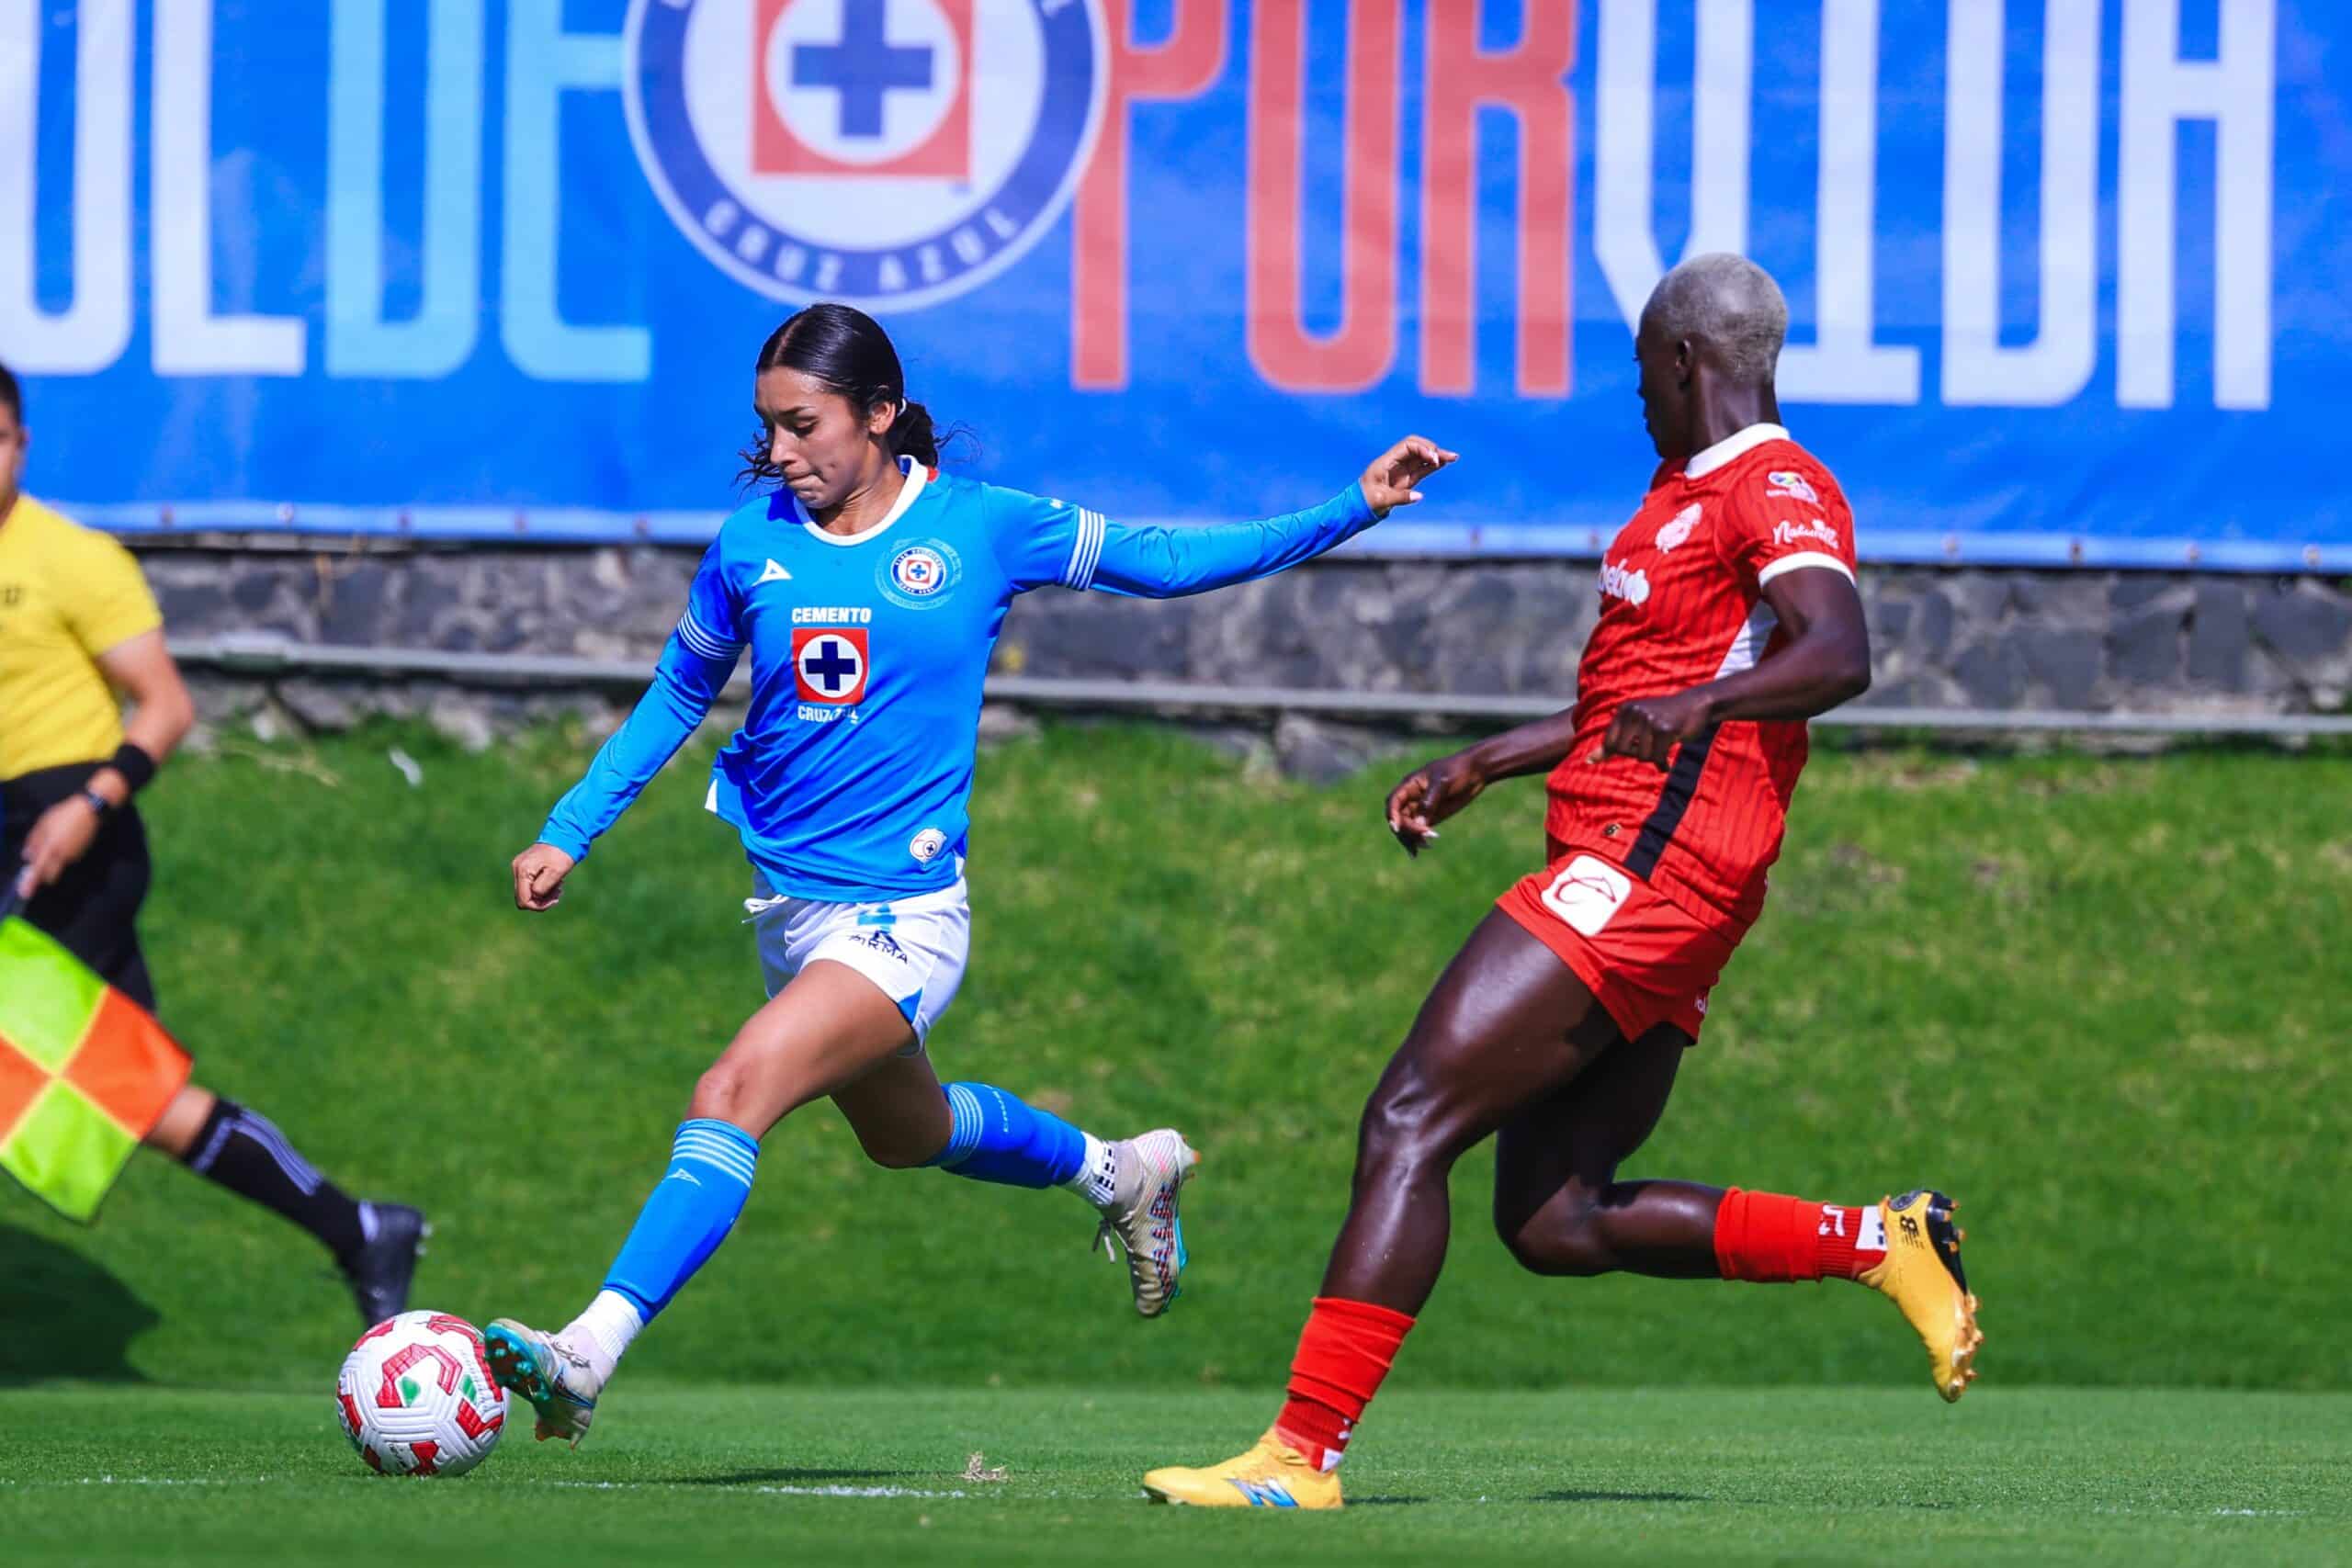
[1496,845,1741,1043]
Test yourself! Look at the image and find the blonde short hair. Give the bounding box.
[1644,253,1788,384]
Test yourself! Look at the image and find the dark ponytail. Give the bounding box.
[890,399,939,467]
[737,303,967,490]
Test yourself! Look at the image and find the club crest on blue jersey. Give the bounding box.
[622,0,1107,309]
[880,538,961,608]
[792,626,870,705]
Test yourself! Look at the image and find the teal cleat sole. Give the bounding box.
[481,1323,549,1404]
[1166,1216,1188,1309]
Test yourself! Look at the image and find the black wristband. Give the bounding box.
[108,741,158,795]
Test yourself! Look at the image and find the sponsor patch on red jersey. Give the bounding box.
[792,627,869,705]
[1656,503,1702,552]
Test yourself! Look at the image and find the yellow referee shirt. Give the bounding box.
[0,496,163,781]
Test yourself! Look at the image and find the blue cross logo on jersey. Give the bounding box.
[791,626,870,705]
[804,641,857,690]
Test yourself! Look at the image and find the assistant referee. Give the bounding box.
[0,362,424,1325]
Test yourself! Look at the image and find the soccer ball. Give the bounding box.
[334,1310,509,1476]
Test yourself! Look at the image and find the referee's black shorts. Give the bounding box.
[1,761,157,1012]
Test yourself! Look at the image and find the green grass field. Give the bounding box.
[6,722,2342,1393]
[4,1386,2346,1566]
[3,723,2347,1562]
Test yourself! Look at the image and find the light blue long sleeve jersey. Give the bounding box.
[539,459,1380,901]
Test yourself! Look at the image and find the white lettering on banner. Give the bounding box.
[0,0,133,374]
[1942,0,2099,407]
[501,0,649,381]
[326,0,483,378]
[1774,0,1919,404]
[791,606,874,625]
[0,2,2291,410]
[152,0,307,376]
[1594,0,1752,329]
[2118,0,2276,411]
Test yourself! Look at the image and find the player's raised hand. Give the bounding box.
[511,842,576,911]
[1385,750,1487,856]
[1359,435,1459,515]
[1589,689,1717,771]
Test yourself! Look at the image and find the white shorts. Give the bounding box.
[747,871,971,1048]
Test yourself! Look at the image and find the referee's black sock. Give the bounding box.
[184,1099,372,1269]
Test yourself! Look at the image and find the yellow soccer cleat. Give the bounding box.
[1141,1430,1344,1509]
[1860,1189,1983,1402]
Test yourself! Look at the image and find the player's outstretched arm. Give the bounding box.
[1080,436,1457,600]
[515,637,740,911]
[1384,706,1581,856]
[1591,568,1871,771]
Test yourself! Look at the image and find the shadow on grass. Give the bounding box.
[1532,1490,1709,1505]
[680,1468,915,1486]
[0,1224,158,1385]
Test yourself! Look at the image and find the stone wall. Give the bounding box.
[137,542,2352,771]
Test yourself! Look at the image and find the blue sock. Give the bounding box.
[600,1119,759,1320]
[925,1082,1088,1189]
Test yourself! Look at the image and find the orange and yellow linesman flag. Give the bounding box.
[0,914,190,1222]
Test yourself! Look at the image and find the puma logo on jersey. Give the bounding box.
[756,558,794,584]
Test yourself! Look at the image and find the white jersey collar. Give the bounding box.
[1682,422,1790,480]
[797,455,928,547]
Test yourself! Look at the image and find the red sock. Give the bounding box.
[1272,1296,1416,1472]
[1713,1188,1886,1282]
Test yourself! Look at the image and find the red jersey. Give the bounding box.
[1545,424,1859,938]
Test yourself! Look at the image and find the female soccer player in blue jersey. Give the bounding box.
[484,304,1453,1445]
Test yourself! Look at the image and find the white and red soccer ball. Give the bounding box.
[334,1311,508,1476]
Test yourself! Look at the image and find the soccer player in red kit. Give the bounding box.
[1143,254,1981,1509]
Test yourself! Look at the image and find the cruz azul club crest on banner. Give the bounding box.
[623,0,1105,309]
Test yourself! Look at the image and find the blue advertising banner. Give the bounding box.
[5,1,2342,569]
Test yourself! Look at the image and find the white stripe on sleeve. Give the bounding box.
[1061,508,1107,591]
[675,607,741,660]
[1756,551,1857,587]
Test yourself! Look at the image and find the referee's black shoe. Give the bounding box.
[344,1203,429,1328]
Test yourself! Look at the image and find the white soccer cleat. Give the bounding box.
[1093,1129,1199,1317]
[482,1318,604,1448]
